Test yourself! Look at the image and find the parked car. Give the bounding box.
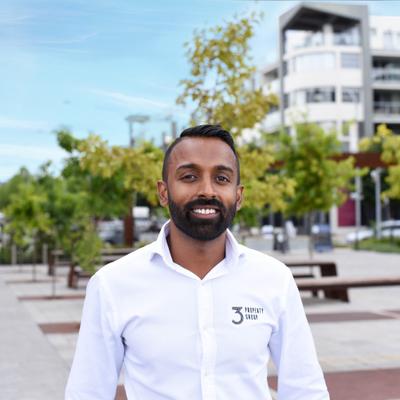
[346,220,400,243]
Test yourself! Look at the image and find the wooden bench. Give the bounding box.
[69,248,134,289]
[282,260,346,301]
[295,275,400,302]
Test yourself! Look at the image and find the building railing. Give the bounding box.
[374,101,400,115]
[373,68,400,82]
[285,31,360,53]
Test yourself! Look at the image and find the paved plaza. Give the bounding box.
[1,242,400,399]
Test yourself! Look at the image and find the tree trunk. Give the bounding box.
[124,213,134,247]
[124,197,135,247]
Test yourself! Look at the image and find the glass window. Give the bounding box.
[334,25,361,46]
[291,52,335,73]
[341,53,360,68]
[305,87,335,103]
[290,87,336,106]
[285,30,324,52]
[284,94,289,109]
[342,87,361,103]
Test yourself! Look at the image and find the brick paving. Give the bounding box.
[1,245,400,399]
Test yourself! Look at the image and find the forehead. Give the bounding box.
[168,137,237,173]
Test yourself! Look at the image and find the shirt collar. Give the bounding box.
[149,220,244,274]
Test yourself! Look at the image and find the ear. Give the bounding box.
[235,185,244,211]
[157,180,169,207]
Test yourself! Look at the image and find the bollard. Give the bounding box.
[11,244,17,265]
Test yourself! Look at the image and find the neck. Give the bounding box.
[167,222,227,279]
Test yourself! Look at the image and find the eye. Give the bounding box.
[216,175,230,183]
[181,174,197,182]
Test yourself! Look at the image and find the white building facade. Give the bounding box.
[261,2,400,227]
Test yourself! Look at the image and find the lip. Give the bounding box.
[190,207,220,219]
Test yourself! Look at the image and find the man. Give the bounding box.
[66,125,329,399]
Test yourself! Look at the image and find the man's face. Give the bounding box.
[158,137,243,241]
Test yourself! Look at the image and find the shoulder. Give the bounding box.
[237,245,293,284]
[95,241,156,282]
[240,245,289,271]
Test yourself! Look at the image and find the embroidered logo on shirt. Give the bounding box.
[232,306,264,324]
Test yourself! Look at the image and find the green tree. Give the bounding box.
[278,122,358,255]
[56,130,163,245]
[177,13,294,224]
[0,167,34,210]
[3,164,101,273]
[177,13,277,136]
[360,124,400,199]
[4,180,51,247]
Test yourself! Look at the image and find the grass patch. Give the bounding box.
[357,238,400,253]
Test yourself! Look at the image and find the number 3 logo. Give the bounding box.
[232,306,244,325]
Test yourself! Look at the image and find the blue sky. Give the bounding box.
[1,0,400,182]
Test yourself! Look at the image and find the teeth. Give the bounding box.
[193,208,216,215]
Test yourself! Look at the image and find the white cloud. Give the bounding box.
[0,116,51,131]
[0,144,67,162]
[35,32,98,45]
[91,89,172,110]
[0,14,33,24]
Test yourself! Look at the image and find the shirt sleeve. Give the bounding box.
[65,273,124,400]
[268,272,330,400]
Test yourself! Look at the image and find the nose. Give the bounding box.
[198,176,217,198]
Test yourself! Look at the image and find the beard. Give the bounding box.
[168,196,237,241]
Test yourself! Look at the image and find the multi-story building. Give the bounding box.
[261,2,400,228]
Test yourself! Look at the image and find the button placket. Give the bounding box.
[197,281,217,399]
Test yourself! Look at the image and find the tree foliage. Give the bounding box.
[177,13,277,137]
[56,129,163,245]
[278,123,357,219]
[76,134,163,206]
[4,180,52,246]
[359,124,400,199]
[238,143,295,212]
[0,167,34,210]
[2,163,98,271]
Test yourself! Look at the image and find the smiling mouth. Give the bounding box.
[191,208,219,216]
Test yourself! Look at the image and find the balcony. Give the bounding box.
[374,101,400,123]
[374,101,400,114]
[373,68,400,83]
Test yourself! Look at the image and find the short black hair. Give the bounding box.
[162,124,240,183]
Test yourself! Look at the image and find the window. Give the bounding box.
[334,25,361,46]
[284,94,289,109]
[306,87,335,103]
[291,52,335,73]
[289,87,336,106]
[342,87,361,103]
[341,53,360,68]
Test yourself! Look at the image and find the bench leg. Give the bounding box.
[324,288,349,302]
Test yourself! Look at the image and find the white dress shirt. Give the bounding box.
[65,222,329,400]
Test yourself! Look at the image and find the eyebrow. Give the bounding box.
[175,163,199,173]
[215,165,234,175]
[175,163,234,174]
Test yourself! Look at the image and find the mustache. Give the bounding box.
[184,198,226,212]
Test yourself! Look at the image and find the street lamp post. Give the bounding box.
[350,173,363,249]
[370,168,382,239]
[125,114,150,147]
